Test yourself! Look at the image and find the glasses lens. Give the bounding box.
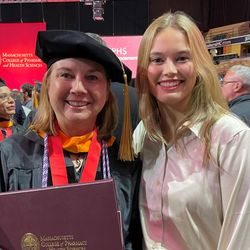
[10,93,16,100]
[0,93,16,101]
[0,94,8,101]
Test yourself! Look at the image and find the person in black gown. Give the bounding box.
[0,78,24,139]
[0,30,142,249]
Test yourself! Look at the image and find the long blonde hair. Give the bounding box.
[31,66,118,141]
[136,11,228,164]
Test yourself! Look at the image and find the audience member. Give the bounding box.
[0,78,24,139]
[23,81,42,129]
[221,64,250,126]
[20,83,33,110]
[11,90,26,126]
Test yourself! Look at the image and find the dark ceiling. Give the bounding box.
[150,0,250,32]
[0,0,249,35]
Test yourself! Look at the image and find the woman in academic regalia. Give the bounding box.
[0,30,142,249]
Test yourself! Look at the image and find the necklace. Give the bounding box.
[70,154,84,172]
[42,134,111,187]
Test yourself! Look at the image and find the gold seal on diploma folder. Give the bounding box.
[21,233,40,250]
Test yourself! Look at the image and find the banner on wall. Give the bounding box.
[102,36,142,79]
[0,22,46,89]
[0,25,141,89]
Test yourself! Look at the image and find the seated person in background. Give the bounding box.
[0,30,142,249]
[0,78,24,140]
[221,64,250,126]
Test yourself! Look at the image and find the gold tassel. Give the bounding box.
[33,84,39,109]
[118,64,134,161]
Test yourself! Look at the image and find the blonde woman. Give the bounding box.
[133,11,250,249]
[0,30,142,249]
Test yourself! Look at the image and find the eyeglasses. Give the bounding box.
[220,80,238,86]
[0,92,16,102]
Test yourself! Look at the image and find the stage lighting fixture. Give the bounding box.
[92,0,104,21]
[81,0,93,5]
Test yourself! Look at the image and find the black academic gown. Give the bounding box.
[0,130,142,250]
[11,124,25,135]
[0,122,24,140]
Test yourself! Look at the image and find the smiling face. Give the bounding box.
[48,58,108,135]
[0,86,16,119]
[147,27,197,113]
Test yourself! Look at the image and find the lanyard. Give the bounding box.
[0,127,12,141]
[47,129,101,186]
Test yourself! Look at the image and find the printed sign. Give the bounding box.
[0,22,46,89]
[0,25,141,89]
[102,36,142,79]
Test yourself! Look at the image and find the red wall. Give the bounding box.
[0,23,46,89]
[0,23,141,89]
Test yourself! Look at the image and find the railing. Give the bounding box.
[205,22,250,43]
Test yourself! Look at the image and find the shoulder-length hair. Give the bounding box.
[31,65,118,141]
[136,11,229,164]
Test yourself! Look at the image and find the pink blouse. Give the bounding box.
[133,114,250,250]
